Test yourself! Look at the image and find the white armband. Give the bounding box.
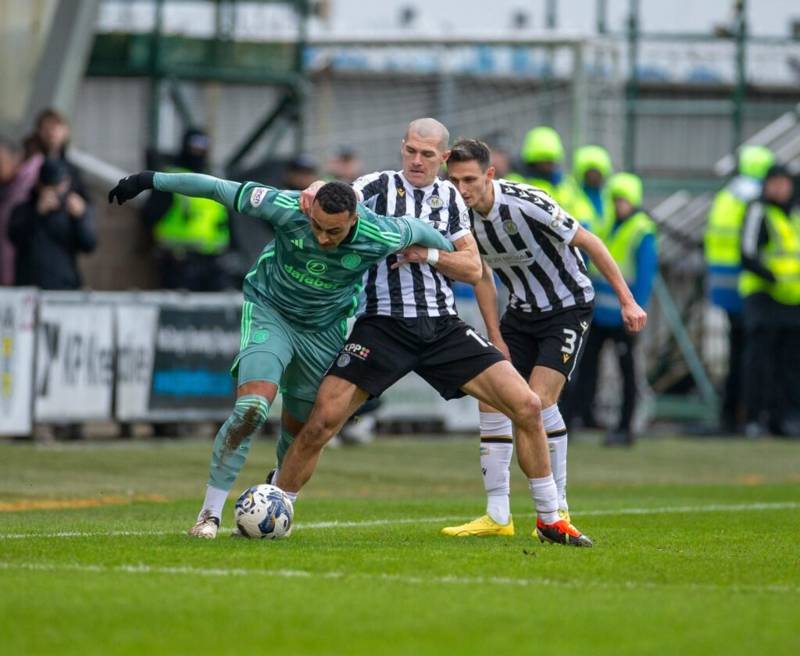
[426,248,440,266]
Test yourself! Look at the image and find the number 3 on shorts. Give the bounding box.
[561,328,578,355]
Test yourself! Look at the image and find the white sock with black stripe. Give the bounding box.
[479,411,513,525]
[541,403,569,513]
[528,475,560,524]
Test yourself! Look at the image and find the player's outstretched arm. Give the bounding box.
[108,171,240,208]
[402,217,456,253]
[571,225,647,333]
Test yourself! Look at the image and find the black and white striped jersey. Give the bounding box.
[470,179,594,314]
[353,170,471,318]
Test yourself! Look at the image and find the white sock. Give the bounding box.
[198,485,229,522]
[528,475,559,524]
[542,404,568,512]
[479,411,513,525]
[285,491,298,504]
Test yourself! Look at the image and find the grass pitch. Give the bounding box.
[1,434,799,655]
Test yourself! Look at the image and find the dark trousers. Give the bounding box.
[720,310,745,431]
[743,323,782,426]
[571,324,637,432]
[743,294,800,429]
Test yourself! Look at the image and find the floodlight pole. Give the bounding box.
[623,0,640,172]
[596,0,608,35]
[732,0,747,152]
[542,0,558,127]
[293,0,310,155]
[147,0,165,151]
[571,42,587,152]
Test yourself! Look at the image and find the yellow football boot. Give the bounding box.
[558,509,571,523]
[440,514,515,537]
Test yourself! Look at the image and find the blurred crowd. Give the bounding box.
[2,110,798,440]
[0,109,95,291]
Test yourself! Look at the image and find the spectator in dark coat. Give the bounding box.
[0,137,43,285]
[9,158,96,289]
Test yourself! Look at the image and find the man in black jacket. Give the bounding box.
[9,158,96,289]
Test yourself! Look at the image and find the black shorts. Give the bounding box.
[329,315,505,400]
[500,303,593,381]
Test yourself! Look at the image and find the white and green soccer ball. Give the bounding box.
[234,484,294,539]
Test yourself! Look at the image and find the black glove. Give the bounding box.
[108,171,155,205]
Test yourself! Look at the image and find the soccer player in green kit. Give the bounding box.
[109,172,454,538]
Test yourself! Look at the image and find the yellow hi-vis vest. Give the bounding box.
[154,168,230,255]
[568,183,613,238]
[704,177,760,268]
[588,211,656,312]
[739,205,800,305]
[506,172,577,211]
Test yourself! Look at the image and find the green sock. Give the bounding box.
[207,395,270,491]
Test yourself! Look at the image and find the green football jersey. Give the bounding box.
[235,183,415,330]
[152,173,453,330]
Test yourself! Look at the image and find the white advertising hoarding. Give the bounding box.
[115,304,158,421]
[0,288,37,435]
[34,302,114,421]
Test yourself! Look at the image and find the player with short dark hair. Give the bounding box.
[440,138,646,538]
[276,118,596,546]
[314,180,357,215]
[109,170,455,539]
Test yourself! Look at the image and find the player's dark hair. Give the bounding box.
[315,181,357,215]
[449,139,492,171]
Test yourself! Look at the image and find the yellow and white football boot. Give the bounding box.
[440,515,515,537]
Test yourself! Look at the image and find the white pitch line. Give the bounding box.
[0,561,796,595]
[0,516,461,540]
[579,501,800,516]
[0,501,797,541]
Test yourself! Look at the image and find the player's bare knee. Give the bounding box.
[301,414,336,448]
[319,410,344,439]
[510,391,542,427]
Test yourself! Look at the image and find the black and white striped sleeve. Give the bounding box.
[445,185,472,242]
[353,171,389,205]
[740,202,775,282]
[518,198,579,244]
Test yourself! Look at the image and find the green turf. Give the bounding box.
[1,435,799,655]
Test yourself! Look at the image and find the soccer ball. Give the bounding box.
[234,484,294,539]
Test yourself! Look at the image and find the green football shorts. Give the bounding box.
[231,299,345,422]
